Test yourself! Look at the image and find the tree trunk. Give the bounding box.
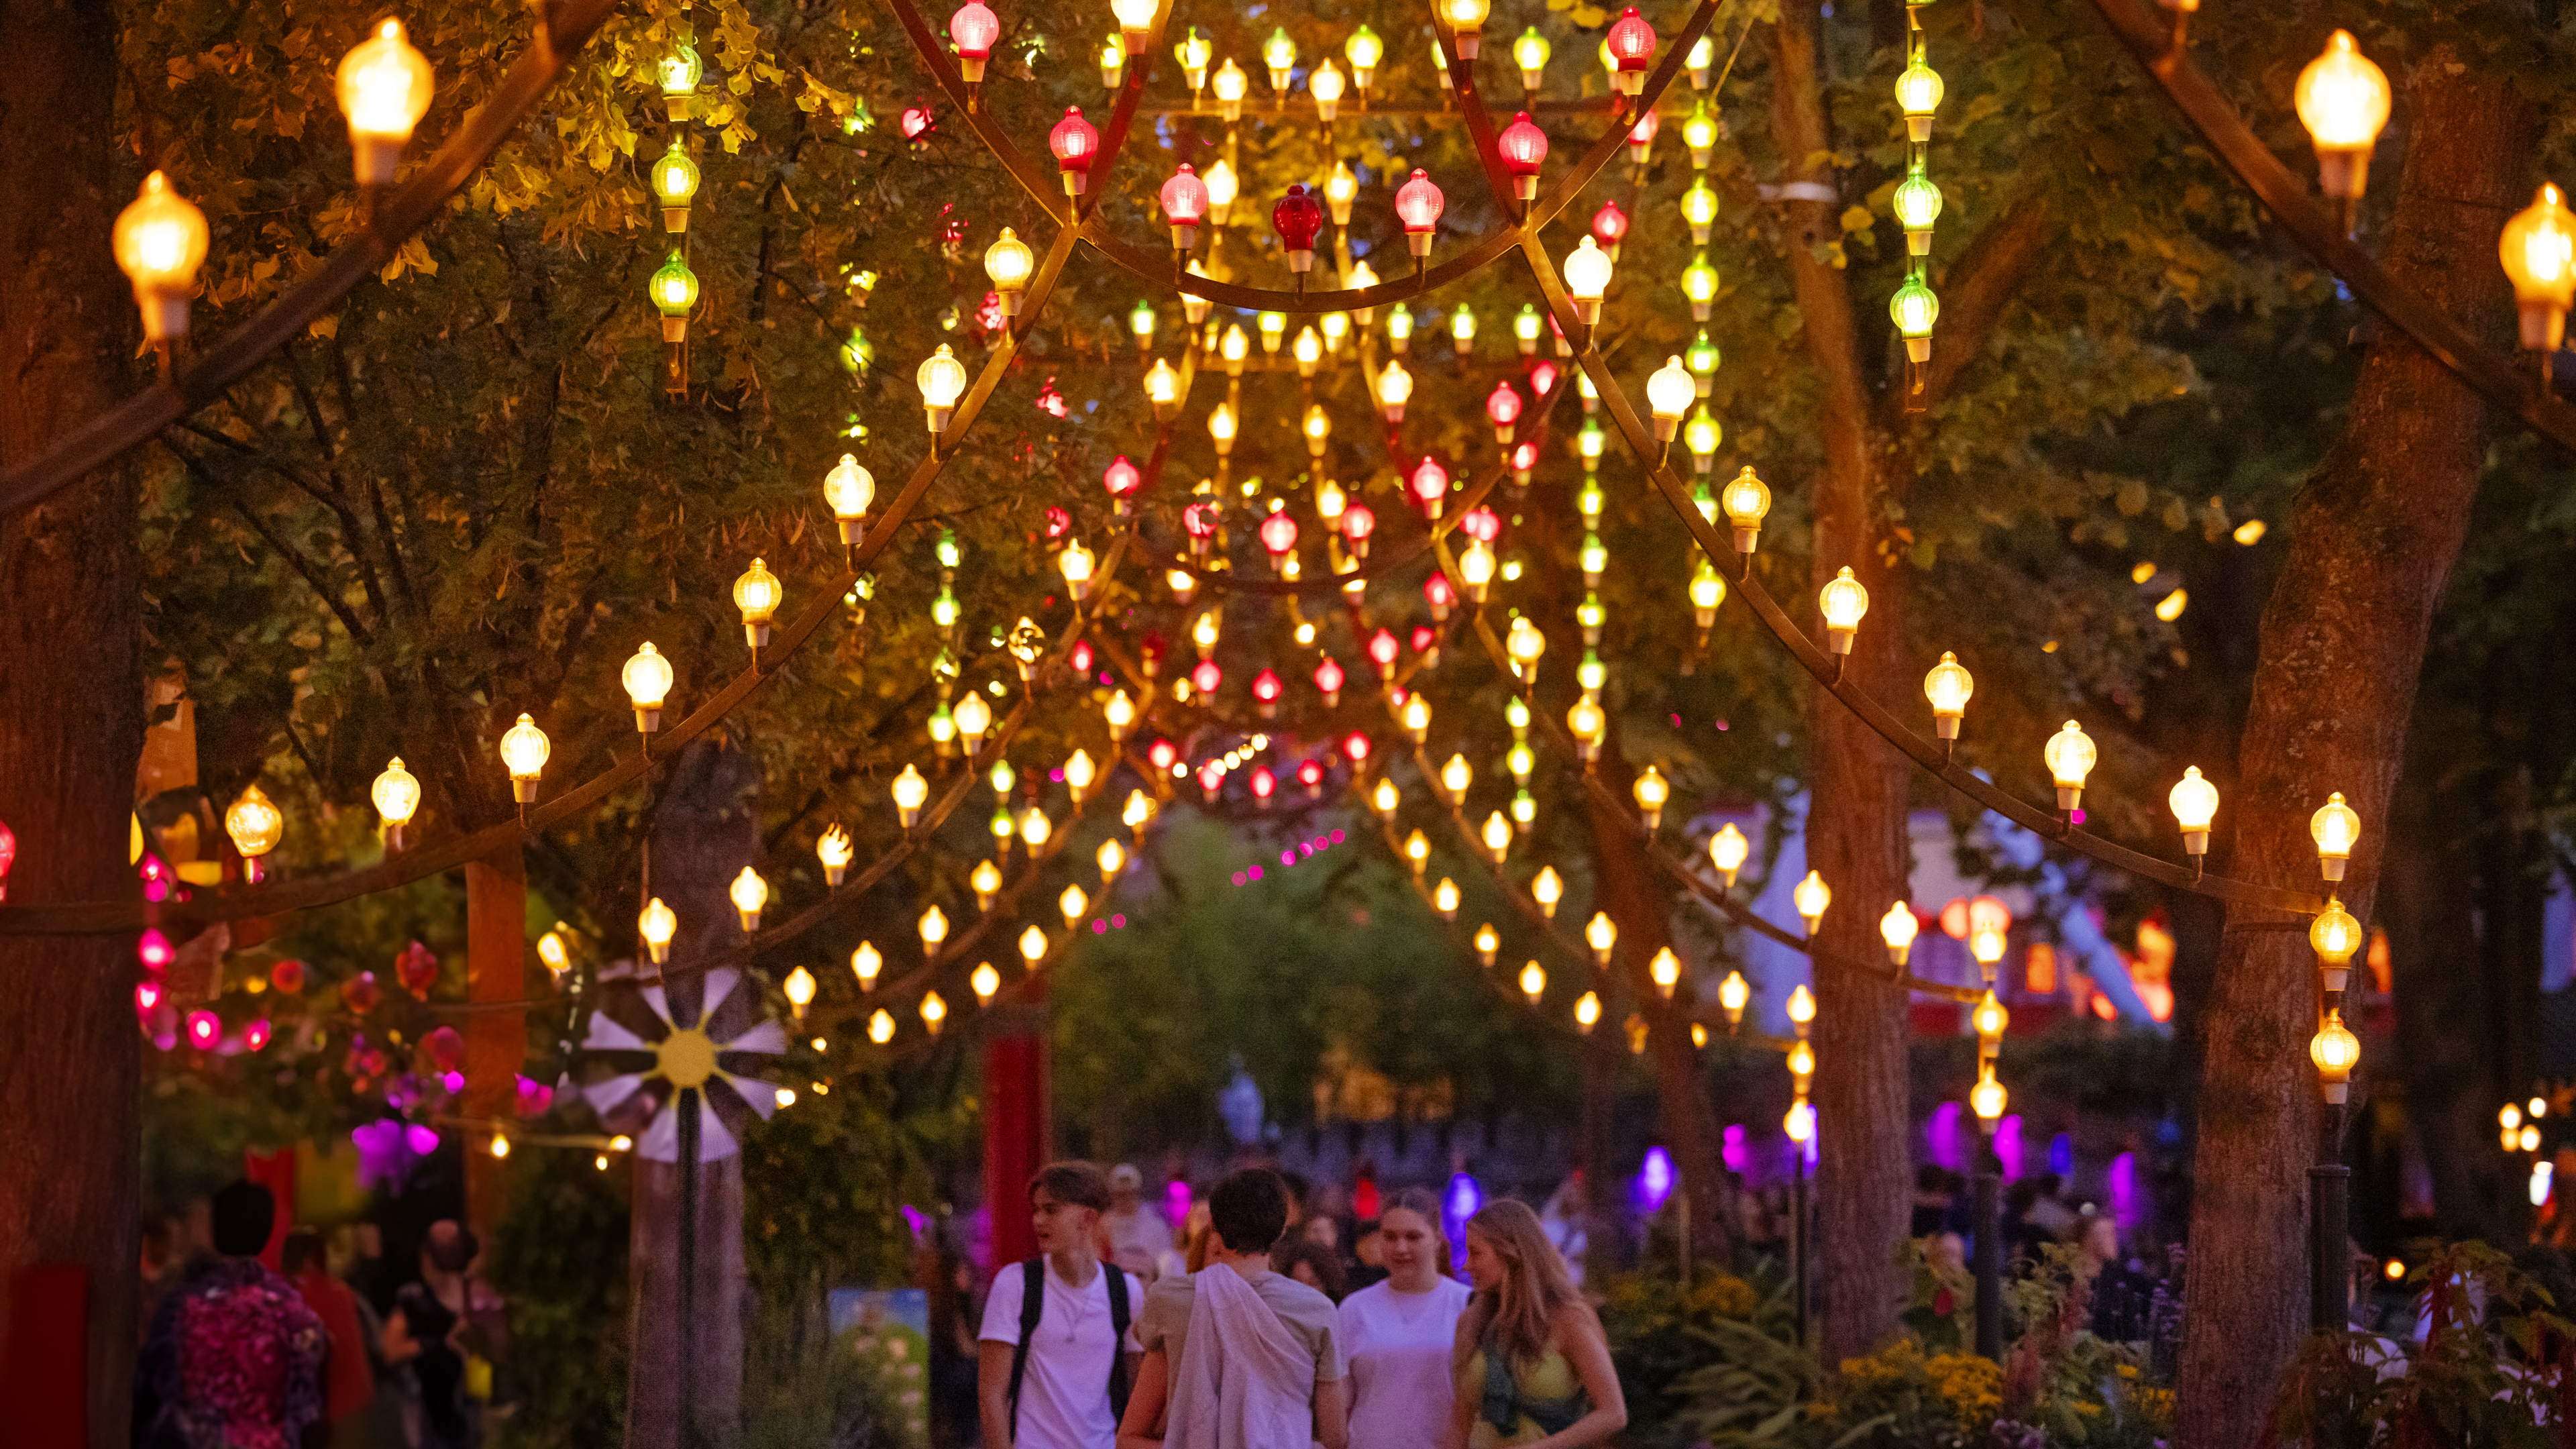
[1583,765,1732,1263]
[0,2,144,1444]
[1769,0,1916,1363]
[2381,758,2503,1241]
[464,853,531,1234]
[2171,48,2530,1449]
[629,738,759,1449]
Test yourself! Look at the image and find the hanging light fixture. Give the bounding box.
[2044,722,2098,814]
[113,172,211,344]
[372,759,421,850]
[918,344,969,433]
[1792,871,1830,936]
[499,714,551,804]
[2294,30,2391,205]
[336,18,436,187]
[2312,792,2361,881]
[623,643,676,732]
[639,897,678,965]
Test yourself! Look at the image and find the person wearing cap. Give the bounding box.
[1104,1164,1174,1281]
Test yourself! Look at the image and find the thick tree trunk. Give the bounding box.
[1583,768,1732,1261]
[0,3,144,1444]
[1769,0,1915,1362]
[629,738,759,1449]
[2171,50,2530,1449]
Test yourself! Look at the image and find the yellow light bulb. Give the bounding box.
[1585,911,1617,965]
[817,823,854,885]
[1819,567,1870,654]
[337,18,436,182]
[1434,877,1460,919]
[1519,961,1546,1004]
[623,642,676,730]
[114,172,211,342]
[1474,922,1501,966]
[971,962,1002,1002]
[225,784,286,869]
[733,558,784,647]
[1650,946,1680,1000]
[1720,466,1770,555]
[2294,30,2391,199]
[868,1008,896,1043]
[1532,865,1564,916]
[1481,811,1512,860]
[1441,753,1473,802]
[1923,652,1974,740]
[2312,792,2361,881]
[1719,969,1749,1023]
[639,897,678,963]
[1709,822,1749,887]
[1971,1065,2006,1126]
[1632,765,1670,830]
[1792,871,1830,935]
[499,714,551,802]
[784,965,817,1009]
[920,903,950,951]
[372,759,422,833]
[1372,777,1401,819]
[2310,1007,2361,1102]
[2044,721,2098,812]
[1973,989,2008,1048]
[2170,767,2219,855]
[853,941,883,990]
[2310,897,2362,991]
[920,991,949,1034]
[1880,902,1919,965]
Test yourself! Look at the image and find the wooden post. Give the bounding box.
[465,851,530,1234]
[983,998,1052,1268]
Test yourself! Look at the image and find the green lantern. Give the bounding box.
[1579,535,1607,586]
[1386,306,1413,353]
[1682,97,1720,168]
[1684,407,1722,473]
[1893,164,1943,256]
[1577,480,1603,522]
[1576,648,1607,693]
[650,252,699,341]
[659,45,703,121]
[1890,270,1940,361]
[1686,329,1721,395]
[1680,178,1720,247]
[1681,252,1720,321]
[1128,299,1157,351]
[1513,303,1544,355]
[651,140,700,233]
[1577,592,1605,644]
[1576,416,1606,468]
[841,326,874,374]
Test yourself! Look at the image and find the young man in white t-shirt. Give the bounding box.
[979,1162,1148,1449]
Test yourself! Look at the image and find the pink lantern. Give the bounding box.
[1460,504,1503,542]
[1104,454,1144,511]
[1485,380,1524,441]
[1160,164,1209,252]
[1592,198,1629,259]
[244,1018,274,1053]
[1368,627,1401,678]
[1252,668,1284,716]
[1250,767,1277,804]
[186,1010,221,1050]
[1497,113,1549,201]
[949,1,1000,82]
[1050,108,1100,195]
[1395,170,1446,258]
[1258,512,1299,557]
[1191,658,1222,695]
[1627,107,1659,164]
[1342,730,1372,763]
[1424,571,1458,621]
[1409,455,1450,516]
[1313,655,1346,705]
[1273,184,1326,276]
[1341,500,1377,555]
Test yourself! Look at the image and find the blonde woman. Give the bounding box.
[1444,1201,1625,1449]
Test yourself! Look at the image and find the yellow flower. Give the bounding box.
[1688,1274,1759,1320]
[1923,1352,2002,1430]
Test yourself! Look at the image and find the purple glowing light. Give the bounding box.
[1721,1123,1750,1174]
[1635,1146,1676,1213]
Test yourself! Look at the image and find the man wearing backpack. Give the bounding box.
[979,1161,1146,1449]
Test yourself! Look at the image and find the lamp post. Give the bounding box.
[1971,1065,2007,1360]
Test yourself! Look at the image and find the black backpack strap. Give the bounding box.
[1105,1267,1134,1420]
[1006,1258,1045,1436]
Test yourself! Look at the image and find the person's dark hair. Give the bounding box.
[1029,1160,1113,1214]
[425,1222,480,1275]
[1209,1167,1291,1254]
[1279,1170,1311,1211]
[282,1227,327,1277]
[1271,1237,1348,1301]
[211,1181,276,1257]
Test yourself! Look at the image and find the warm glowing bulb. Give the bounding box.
[2169,767,2219,855]
[1818,567,1870,653]
[1971,1065,2006,1125]
[733,558,784,647]
[1792,872,1831,935]
[639,897,678,963]
[2310,1008,2361,1101]
[2311,792,2360,881]
[2309,898,2362,991]
[2502,184,2576,352]
[1693,828,1743,896]
[2294,30,2391,200]
[1632,765,1669,830]
[1721,466,1770,555]
[1786,983,1816,1032]
[372,758,422,831]
[1923,652,1973,739]
[892,764,930,829]
[337,18,436,183]
[2044,721,2098,812]
[1585,911,1617,965]
[499,714,551,800]
[1880,902,1919,965]
[225,784,286,865]
[623,642,676,730]
[784,965,817,1010]
[1532,865,1564,916]
[1519,961,1546,1004]
[852,941,883,990]
[729,867,769,931]
[1650,946,1680,1000]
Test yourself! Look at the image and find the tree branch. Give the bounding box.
[162,438,376,649]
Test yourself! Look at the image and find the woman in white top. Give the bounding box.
[1336,1188,1474,1449]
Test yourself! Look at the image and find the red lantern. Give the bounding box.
[1529,359,1560,395]
[1069,639,1095,674]
[1485,380,1524,442]
[1183,499,1223,555]
[1627,107,1659,164]
[1341,500,1377,557]
[1191,658,1223,695]
[1511,439,1539,483]
[1258,512,1299,557]
[244,1018,274,1052]
[1497,113,1550,201]
[899,102,936,142]
[1253,667,1284,716]
[949,1,1000,81]
[1161,164,1208,253]
[344,971,383,1014]
[1273,184,1326,276]
[396,940,439,998]
[1313,655,1346,704]
[1298,759,1325,796]
[1104,454,1143,512]
[1409,456,1450,517]
[1395,170,1446,258]
[1368,627,1401,678]
[1199,760,1224,802]
[186,1010,221,1050]
[1149,737,1179,771]
[1591,198,1629,260]
[1460,505,1502,542]
[0,816,14,900]
[1050,107,1100,195]
[138,928,173,970]
[1251,766,1277,804]
[135,980,162,1014]
[1043,504,1072,539]
[425,1023,467,1071]
[1342,730,1372,763]
[1411,625,1438,653]
[1606,7,1656,94]
[272,959,307,995]
[1424,572,1458,621]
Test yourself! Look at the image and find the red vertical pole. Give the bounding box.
[983,1023,1050,1269]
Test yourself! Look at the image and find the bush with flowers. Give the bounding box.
[1607,1240,2171,1449]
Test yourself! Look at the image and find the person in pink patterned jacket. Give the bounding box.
[136,1181,327,1449]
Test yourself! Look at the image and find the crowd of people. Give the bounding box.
[955,1161,1627,1449]
[133,1181,500,1449]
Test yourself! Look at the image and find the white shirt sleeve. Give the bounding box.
[977,1263,1026,1344]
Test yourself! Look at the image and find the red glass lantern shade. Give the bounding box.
[1160,164,1208,252]
[1183,500,1223,554]
[1313,655,1346,703]
[1460,504,1502,542]
[1298,759,1325,795]
[1368,627,1401,677]
[1050,107,1100,194]
[1485,381,1524,441]
[1627,107,1659,163]
[1395,169,1446,258]
[1606,7,1656,94]
[949,1,1000,81]
[1529,359,1560,395]
[1342,500,1376,556]
[1191,658,1223,695]
[1424,572,1458,621]
[900,103,936,141]
[1342,730,1372,763]
[1149,737,1179,771]
[1104,454,1144,509]
[1409,456,1450,516]
[1259,511,1300,557]
[1273,184,1326,274]
[1510,439,1539,482]
[1251,766,1277,803]
[1497,113,1550,201]
[1591,198,1629,260]
[1252,668,1285,716]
